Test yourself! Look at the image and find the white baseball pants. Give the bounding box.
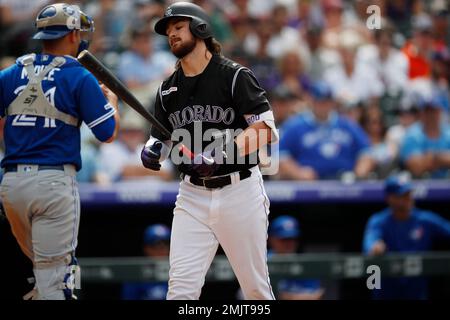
[167,166,275,300]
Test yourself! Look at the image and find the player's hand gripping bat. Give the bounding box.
[77,50,208,163]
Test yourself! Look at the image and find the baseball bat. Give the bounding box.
[77,50,195,160]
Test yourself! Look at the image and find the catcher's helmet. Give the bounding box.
[33,3,94,40]
[154,2,212,39]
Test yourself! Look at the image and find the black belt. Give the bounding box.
[182,169,252,189]
[4,165,65,173]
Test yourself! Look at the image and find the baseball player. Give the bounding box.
[0,3,119,299]
[122,224,171,300]
[363,175,450,299]
[268,216,324,300]
[140,2,279,300]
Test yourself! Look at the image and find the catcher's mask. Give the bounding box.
[33,3,94,54]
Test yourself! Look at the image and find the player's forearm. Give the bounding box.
[102,85,120,143]
[406,156,434,177]
[354,155,376,179]
[104,111,120,143]
[279,158,317,180]
[234,122,271,157]
[435,152,450,169]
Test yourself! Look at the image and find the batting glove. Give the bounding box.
[141,141,163,171]
[187,149,222,177]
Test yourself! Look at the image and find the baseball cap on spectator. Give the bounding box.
[269,216,300,238]
[270,85,298,101]
[432,47,450,62]
[144,224,171,245]
[412,14,433,33]
[306,22,324,36]
[397,102,419,114]
[309,81,333,101]
[339,28,363,51]
[384,175,413,195]
[129,20,150,38]
[431,0,448,16]
[417,94,447,111]
[397,93,419,114]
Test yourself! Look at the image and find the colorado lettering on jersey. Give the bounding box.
[21,66,61,82]
[168,105,235,129]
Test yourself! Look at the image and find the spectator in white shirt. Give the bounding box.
[325,28,384,105]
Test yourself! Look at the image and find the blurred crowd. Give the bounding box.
[1,0,449,184]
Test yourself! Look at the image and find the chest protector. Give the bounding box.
[7,54,79,127]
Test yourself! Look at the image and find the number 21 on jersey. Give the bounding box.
[12,86,57,128]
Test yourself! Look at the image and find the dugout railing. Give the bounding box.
[79,252,450,283]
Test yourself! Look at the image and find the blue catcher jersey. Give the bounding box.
[0,54,116,170]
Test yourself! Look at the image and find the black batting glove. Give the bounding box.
[141,141,163,171]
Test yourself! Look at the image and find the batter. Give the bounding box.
[141,2,278,300]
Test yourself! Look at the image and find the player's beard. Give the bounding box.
[170,36,197,59]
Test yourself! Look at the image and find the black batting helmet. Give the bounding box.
[154,2,212,39]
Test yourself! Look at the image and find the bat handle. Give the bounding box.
[179,144,194,160]
[178,144,215,165]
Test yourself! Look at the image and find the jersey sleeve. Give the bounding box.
[77,71,116,142]
[362,215,384,254]
[400,132,422,161]
[279,118,300,160]
[232,68,271,116]
[350,122,371,158]
[423,212,450,240]
[150,85,172,141]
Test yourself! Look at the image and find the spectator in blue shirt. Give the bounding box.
[363,175,450,299]
[268,215,324,300]
[279,81,372,180]
[121,224,171,300]
[400,94,450,179]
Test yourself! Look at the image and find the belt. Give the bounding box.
[4,165,65,173]
[183,169,252,189]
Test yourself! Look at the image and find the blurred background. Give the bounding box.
[1,0,450,300]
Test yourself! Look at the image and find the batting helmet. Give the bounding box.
[384,175,413,196]
[154,2,212,39]
[33,3,94,40]
[269,216,300,239]
[143,224,171,245]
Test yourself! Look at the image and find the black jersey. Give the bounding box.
[151,54,272,176]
